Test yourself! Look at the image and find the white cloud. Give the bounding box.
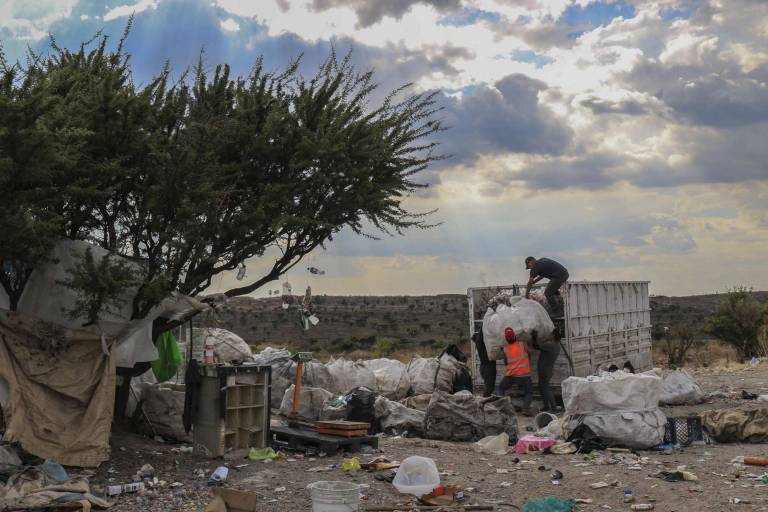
[0,0,78,40]
[219,17,240,32]
[103,0,159,22]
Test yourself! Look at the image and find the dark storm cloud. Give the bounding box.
[436,74,572,166]
[310,0,461,27]
[626,60,768,128]
[580,97,648,115]
[511,152,622,190]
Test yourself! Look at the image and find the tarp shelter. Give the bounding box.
[0,240,209,466]
[0,312,115,467]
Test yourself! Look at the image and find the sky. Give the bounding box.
[1,0,766,297]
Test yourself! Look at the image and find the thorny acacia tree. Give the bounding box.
[0,29,443,320]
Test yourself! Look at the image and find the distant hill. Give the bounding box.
[649,291,767,329]
[200,291,767,354]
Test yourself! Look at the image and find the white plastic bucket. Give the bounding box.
[308,481,360,512]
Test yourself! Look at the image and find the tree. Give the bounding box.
[708,287,766,360]
[659,324,700,367]
[0,29,444,323]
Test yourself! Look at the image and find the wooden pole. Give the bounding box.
[290,359,304,417]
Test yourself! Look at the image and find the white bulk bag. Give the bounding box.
[365,358,411,399]
[660,369,705,405]
[482,298,554,361]
[326,357,377,395]
[562,371,666,449]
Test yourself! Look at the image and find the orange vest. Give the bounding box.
[504,341,531,377]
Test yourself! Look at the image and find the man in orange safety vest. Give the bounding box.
[496,327,533,413]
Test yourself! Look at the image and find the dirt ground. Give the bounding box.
[96,366,768,511]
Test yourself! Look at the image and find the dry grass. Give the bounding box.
[654,339,742,369]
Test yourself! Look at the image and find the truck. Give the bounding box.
[467,281,653,395]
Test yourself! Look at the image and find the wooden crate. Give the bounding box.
[315,420,371,437]
[193,364,271,458]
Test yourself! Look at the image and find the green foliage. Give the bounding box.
[372,337,395,357]
[0,28,444,319]
[658,324,701,367]
[57,248,140,325]
[708,286,766,360]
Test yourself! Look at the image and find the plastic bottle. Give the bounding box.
[107,482,145,496]
[204,336,215,365]
[744,457,768,466]
[630,505,655,511]
[624,490,635,503]
[208,466,228,486]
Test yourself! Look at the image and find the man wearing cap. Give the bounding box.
[524,256,569,317]
[496,327,533,413]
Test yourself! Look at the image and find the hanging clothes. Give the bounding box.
[151,331,183,382]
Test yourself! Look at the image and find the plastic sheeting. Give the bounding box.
[482,297,555,361]
[562,370,666,449]
[364,358,411,399]
[660,369,705,405]
[0,240,209,368]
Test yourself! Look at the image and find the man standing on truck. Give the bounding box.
[496,327,533,414]
[525,256,569,317]
[530,328,562,413]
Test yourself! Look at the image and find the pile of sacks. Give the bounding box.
[256,345,509,441]
[561,370,667,449]
[258,345,471,410]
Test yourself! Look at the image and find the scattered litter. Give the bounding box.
[208,466,229,486]
[342,458,361,473]
[590,481,610,489]
[249,447,278,461]
[516,435,556,454]
[730,498,751,504]
[308,465,334,473]
[744,456,768,466]
[549,441,577,454]
[653,470,698,482]
[108,482,145,496]
[274,486,286,492]
[473,432,510,455]
[741,390,758,400]
[630,505,655,511]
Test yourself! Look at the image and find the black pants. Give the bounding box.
[496,375,533,409]
[538,359,557,411]
[545,273,568,314]
[480,362,497,398]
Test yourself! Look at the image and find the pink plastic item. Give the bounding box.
[514,435,556,454]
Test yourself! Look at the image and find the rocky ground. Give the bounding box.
[96,365,768,511]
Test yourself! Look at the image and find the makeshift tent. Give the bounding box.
[0,312,116,467]
[0,240,209,466]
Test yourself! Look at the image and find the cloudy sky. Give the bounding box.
[2,0,766,297]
